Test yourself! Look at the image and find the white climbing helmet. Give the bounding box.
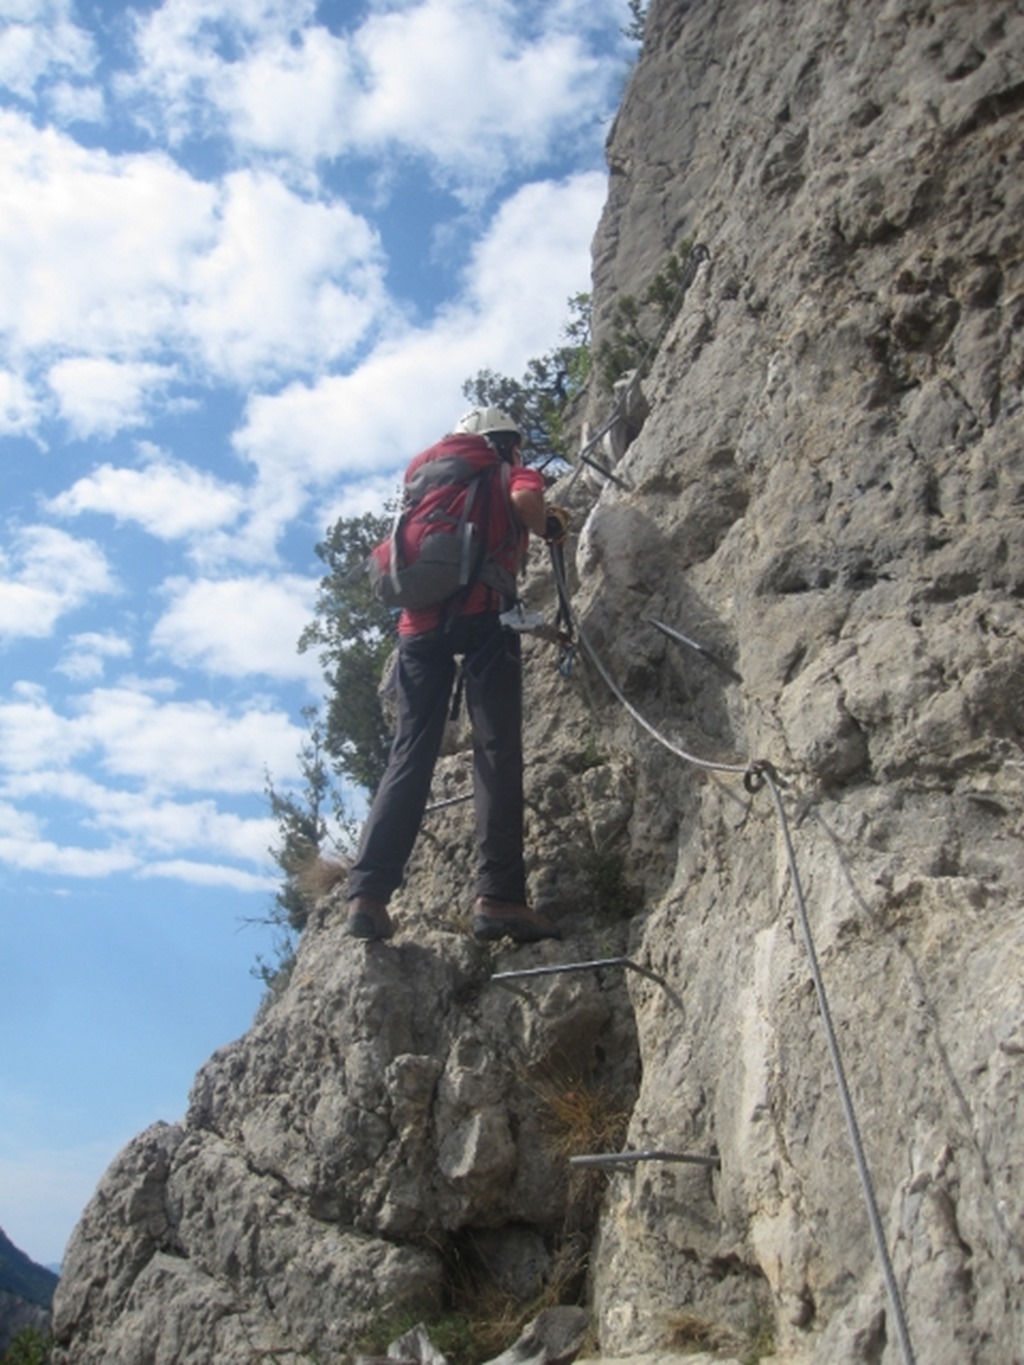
[454,406,523,443]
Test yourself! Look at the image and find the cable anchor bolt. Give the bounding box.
[743,758,785,795]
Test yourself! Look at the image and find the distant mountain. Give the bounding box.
[0,1227,58,1307]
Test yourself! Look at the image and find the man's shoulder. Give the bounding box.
[509,464,545,492]
[405,434,500,489]
[409,432,494,468]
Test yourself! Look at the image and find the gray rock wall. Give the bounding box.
[573,0,1024,1360]
[51,911,642,1363]
[51,1,1024,1362]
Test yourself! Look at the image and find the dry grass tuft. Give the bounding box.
[662,1309,749,1357]
[296,854,349,902]
[458,1284,532,1362]
[528,1067,632,1158]
[429,1232,589,1365]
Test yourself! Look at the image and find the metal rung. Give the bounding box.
[492,956,665,987]
[491,956,683,1010]
[423,791,473,814]
[569,1150,720,1170]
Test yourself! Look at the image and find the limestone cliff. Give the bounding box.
[52,1,1023,1362]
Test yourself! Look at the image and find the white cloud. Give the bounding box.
[48,357,178,437]
[217,23,356,164]
[0,796,44,843]
[0,801,139,876]
[92,796,276,866]
[120,0,622,192]
[0,112,388,414]
[0,0,95,100]
[48,450,246,539]
[139,858,274,892]
[181,169,390,383]
[46,76,105,126]
[319,473,403,529]
[70,685,304,793]
[0,526,116,641]
[0,646,313,886]
[0,367,41,435]
[0,762,278,875]
[0,681,80,773]
[0,681,306,797]
[151,574,320,680]
[122,0,326,147]
[0,110,215,357]
[55,631,133,683]
[0,793,274,887]
[231,171,606,547]
[0,685,290,873]
[350,0,610,188]
[465,173,606,331]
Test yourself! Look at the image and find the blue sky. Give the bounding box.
[0,0,633,1268]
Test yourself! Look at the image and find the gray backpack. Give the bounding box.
[367,449,516,611]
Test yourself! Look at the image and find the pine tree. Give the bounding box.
[462,293,591,468]
[298,509,396,794]
[252,708,346,996]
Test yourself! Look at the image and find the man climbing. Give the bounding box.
[346,407,568,944]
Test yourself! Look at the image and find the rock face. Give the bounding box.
[52,1,1023,1362]
[573,2,1024,1360]
[52,921,641,1364]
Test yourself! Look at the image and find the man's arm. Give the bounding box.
[510,486,547,536]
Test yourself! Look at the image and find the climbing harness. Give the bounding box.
[499,592,575,677]
[499,604,547,633]
[497,543,576,669]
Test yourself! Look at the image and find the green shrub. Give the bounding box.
[596,239,698,391]
[1,1327,52,1365]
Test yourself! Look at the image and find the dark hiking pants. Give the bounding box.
[347,612,526,907]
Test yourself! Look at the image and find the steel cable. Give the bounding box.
[549,542,750,777]
[763,769,917,1365]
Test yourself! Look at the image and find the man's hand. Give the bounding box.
[544,505,570,545]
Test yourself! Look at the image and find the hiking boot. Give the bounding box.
[346,897,394,941]
[472,896,562,943]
